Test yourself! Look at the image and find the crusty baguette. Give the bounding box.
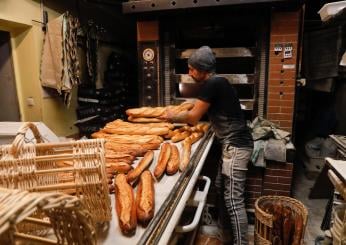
[180,140,192,171]
[201,123,210,133]
[103,134,164,145]
[106,162,133,173]
[127,151,154,183]
[163,130,175,139]
[105,152,136,164]
[184,132,204,145]
[114,174,137,235]
[171,131,191,143]
[128,116,166,123]
[166,144,180,175]
[171,102,194,114]
[154,143,172,179]
[136,170,155,224]
[105,142,147,157]
[126,107,166,118]
[103,126,169,136]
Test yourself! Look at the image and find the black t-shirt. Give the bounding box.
[198,75,253,148]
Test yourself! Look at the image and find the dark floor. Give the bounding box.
[291,162,329,244]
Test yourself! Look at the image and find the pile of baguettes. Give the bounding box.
[91,103,209,235]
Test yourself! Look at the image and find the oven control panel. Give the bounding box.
[139,42,160,106]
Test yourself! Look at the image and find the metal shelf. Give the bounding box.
[176,74,255,84]
[176,47,255,59]
[123,0,291,14]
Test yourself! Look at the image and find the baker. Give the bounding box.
[161,46,253,244]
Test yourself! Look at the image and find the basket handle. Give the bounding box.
[11,122,43,156]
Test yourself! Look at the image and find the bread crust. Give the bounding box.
[171,131,191,143]
[180,140,192,171]
[106,162,133,174]
[166,144,180,175]
[114,174,137,235]
[136,170,155,223]
[154,143,171,179]
[127,150,154,183]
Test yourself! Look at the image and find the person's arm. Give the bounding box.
[166,99,210,125]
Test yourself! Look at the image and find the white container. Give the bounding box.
[318,1,346,22]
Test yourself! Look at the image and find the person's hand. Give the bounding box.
[158,109,175,122]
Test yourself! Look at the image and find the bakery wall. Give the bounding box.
[0,0,78,136]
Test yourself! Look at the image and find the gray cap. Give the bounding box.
[188,46,216,72]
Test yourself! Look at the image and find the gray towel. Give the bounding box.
[264,139,286,162]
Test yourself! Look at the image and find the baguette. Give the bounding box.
[166,144,180,175]
[136,170,155,224]
[184,132,204,145]
[154,143,171,179]
[106,162,133,174]
[114,174,137,235]
[173,102,194,113]
[127,150,154,183]
[104,134,164,144]
[171,131,191,143]
[126,107,166,118]
[105,152,136,164]
[105,142,147,157]
[128,116,166,123]
[103,126,169,136]
[180,140,192,171]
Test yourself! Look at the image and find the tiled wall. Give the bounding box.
[267,9,302,133]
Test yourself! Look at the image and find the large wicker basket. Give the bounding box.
[0,122,111,223]
[0,187,96,245]
[254,195,308,245]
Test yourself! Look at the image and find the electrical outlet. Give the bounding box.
[27,97,35,106]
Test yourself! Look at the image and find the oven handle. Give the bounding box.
[175,175,211,233]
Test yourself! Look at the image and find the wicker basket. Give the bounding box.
[0,122,111,223]
[0,187,96,245]
[254,195,308,245]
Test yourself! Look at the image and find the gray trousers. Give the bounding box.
[215,145,252,245]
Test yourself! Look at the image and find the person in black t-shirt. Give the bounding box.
[161,46,253,245]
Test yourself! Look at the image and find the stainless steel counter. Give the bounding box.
[97,130,215,244]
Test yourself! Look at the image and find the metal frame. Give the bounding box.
[123,0,294,13]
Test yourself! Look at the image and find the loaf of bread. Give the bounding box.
[97,134,164,145]
[127,150,154,183]
[104,126,169,136]
[171,131,191,143]
[184,132,203,145]
[166,144,180,175]
[170,102,194,114]
[136,170,155,224]
[105,151,136,164]
[154,143,171,179]
[106,162,133,174]
[180,140,192,171]
[105,142,147,157]
[125,103,194,119]
[106,119,174,129]
[114,174,137,235]
[126,107,166,118]
[128,116,166,123]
